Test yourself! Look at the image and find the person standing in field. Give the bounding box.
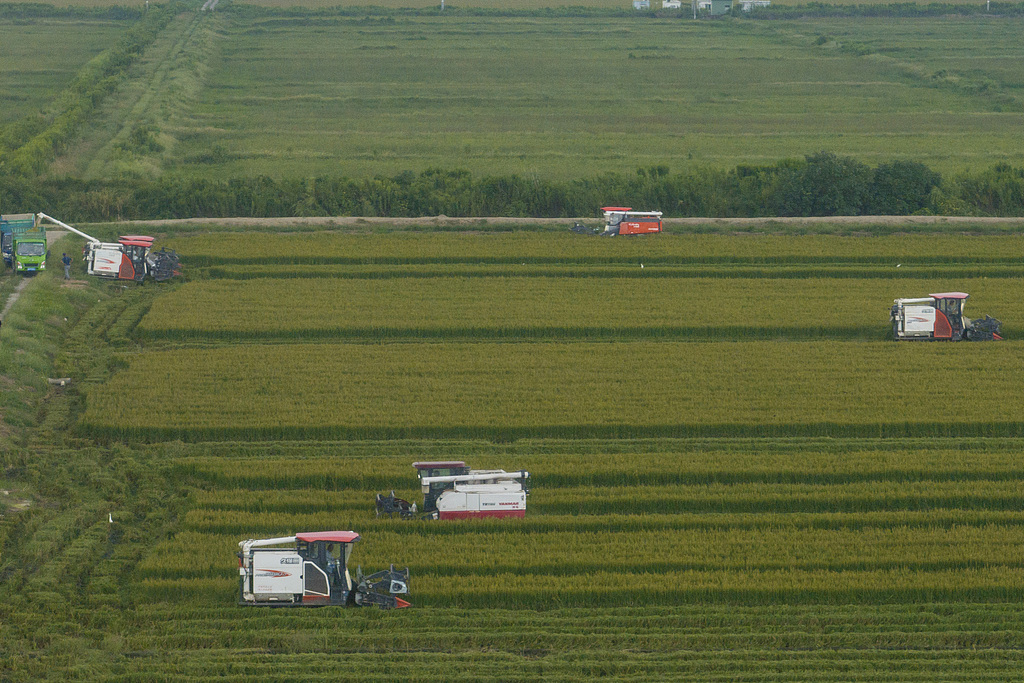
[62,253,72,280]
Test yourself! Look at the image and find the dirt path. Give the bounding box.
[0,278,30,319]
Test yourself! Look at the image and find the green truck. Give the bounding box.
[1,213,47,274]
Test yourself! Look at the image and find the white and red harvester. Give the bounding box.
[238,531,410,608]
[890,292,1002,341]
[376,461,530,520]
[571,207,663,236]
[37,212,180,282]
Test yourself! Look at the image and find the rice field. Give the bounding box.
[3,0,1024,673]
[136,276,1021,341]
[2,227,1022,679]
[165,14,1024,179]
[106,437,1024,679]
[0,20,129,126]
[165,231,1024,265]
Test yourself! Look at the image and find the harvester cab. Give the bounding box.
[890,292,1002,341]
[376,462,530,520]
[238,531,410,608]
[571,207,663,236]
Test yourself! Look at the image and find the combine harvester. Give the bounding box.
[37,213,180,282]
[238,531,410,608]
[376,461,530,520]
[890,292,1002,341]
[572,207,663,236]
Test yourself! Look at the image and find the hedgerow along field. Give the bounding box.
[4,227,1024,679]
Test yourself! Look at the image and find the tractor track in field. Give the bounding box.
[0,278,30,319]
[116,215,1024,232]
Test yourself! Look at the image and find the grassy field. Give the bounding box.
[3,9,1013,183]
[164,14,1024,180]
[0,20,128,127]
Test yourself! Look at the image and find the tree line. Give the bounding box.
[2,152,1024,221]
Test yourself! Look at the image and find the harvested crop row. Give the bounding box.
[80,341,1024,440]
[137,277,1020,341]
[165,233,1024,266]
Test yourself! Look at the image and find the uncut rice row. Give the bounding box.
[202,263,1024,281]
[137,525,1024,579]
[166,233,1024,265]
[78,341,1024,439]
[136,277,1021,340]
[137,566,1024,607]
[178,446,1024,489]
[193,479,1024,516]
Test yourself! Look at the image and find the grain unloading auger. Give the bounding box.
[376,461,530,520]
[238,531,410,608]
[890,292,1002,341]
[37,213,181,282]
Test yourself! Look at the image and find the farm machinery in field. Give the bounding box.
[890,292,1002,341]
[36,213,180,283]
[572,207,663,236]
[238,531,410,608]
[376,461,530,520]
[1,213,48,274]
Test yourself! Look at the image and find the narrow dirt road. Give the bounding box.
[0,278,30,319]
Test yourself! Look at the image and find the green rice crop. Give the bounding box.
[202,262,1024,281]
[166,232,1024,266]
[168,14,1024,179]
[0,20,126,127]
[133,439,1024,617]
[79,341,1024,440]
[141,524,1024,579]
[172,440,1024,489]
[136,276,1020,341]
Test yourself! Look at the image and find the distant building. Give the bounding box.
[633,0,650,8]
[698,0,731,13]
[739,0,770,9]
[662,0,682,7]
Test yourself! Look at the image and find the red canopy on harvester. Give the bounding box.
[295,531,361,543]
[601,207,633,212]
[930,292,969,299]
[119,236,155,247]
